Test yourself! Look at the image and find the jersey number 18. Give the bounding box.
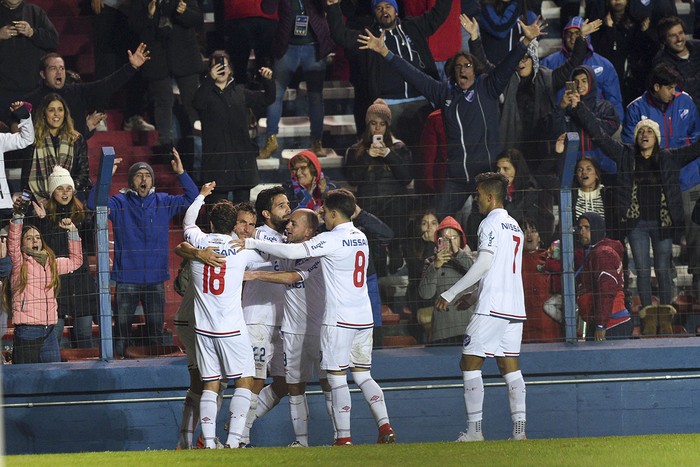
[203,264,226,295]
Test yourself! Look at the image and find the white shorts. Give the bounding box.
[320,325,373,371]
[195,331,255,382]
[175,321,197,370]
[283,332,320,384]
[247,324,285,379]
[462,314,523,358]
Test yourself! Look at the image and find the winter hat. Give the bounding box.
[633,118,661,144]
[434,215,467,249]
[128,162,155,189]
[371,0,398,12]
[365,98,392,125]
[47,165,75,195]
[564,16,585,32]
[579,212,607,246]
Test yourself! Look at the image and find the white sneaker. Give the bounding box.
[123,115,156,132]
[510,432,527,440]
[95,119,108,132]
[456,430,484,442]
[289,440,305,447]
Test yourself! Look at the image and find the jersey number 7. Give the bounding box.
[512,235,521,274]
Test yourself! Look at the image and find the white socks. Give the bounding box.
[327,373,352,439]
[323,389,337,440]
[462,370,484,428]
[352,371,389,428]
[226,388,252,448]
[289,394,309,446]
[178,389,200,448]
[256,384,281,418]
[504,370,527,424]
[240,392,258,445]
[199,389,218,449]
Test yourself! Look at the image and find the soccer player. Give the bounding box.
[235,189,395,445]
[240,186,291,445]
[183,182,267,449]
[244,208,332,446]
[435,172,527,442]
[174,202,257,449]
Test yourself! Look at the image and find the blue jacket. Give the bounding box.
[105,173,198,284]
[384,40,527,192]
[541,16,624,120]
[622,91,700,191]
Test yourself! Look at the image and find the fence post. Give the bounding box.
[560,133,579,343]
[95,147,115,360]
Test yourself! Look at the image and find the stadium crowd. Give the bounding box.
[0,0,700,446]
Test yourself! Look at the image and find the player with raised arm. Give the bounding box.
[244,208,333,447]
[435,172,527,442]
[240,186,291,446]
[174,202,257,449]
[235,189,395,445]
[183,182,267,449]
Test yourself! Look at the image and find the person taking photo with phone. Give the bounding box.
[418,215,476,344]
[343,98,412,276]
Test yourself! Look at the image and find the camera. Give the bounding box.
[214,56,226,75]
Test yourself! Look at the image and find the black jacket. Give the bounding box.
[343,138,412,198]
[193,76,275,191]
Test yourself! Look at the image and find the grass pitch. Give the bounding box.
[5,434,698,466]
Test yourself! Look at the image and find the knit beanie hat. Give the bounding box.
[47,165,75,195]
[365,98,392,125]
[371,0,398,12]
[128,162,155,189]
[633,118,661,144]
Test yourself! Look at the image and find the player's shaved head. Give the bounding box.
[295,208,319,232]
[210,200,237,234]
[475,172,508,205]
[323,189,356,220]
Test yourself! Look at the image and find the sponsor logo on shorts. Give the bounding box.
[340,405,351,412]
[463,334,471,348]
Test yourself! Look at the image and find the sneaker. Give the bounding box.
[333,437,352,446]
[311,139,327,157]
[289,440,305,447]
[510,433,527,440]
[259,134,278,159]
[238,442,254,448]
[95,119,108,132]
[196,435,224,449]
[377,423,396,444]
[123,115,156,132]
[456,431,484,442]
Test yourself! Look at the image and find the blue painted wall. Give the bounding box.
[4,339,700,453]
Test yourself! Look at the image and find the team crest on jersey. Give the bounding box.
[464,90,475,102]
[593,66,603,75]
[445,99,452,107]
[680,109,689,120]
[463,334,471,348]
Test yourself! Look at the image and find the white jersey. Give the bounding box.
[475,208,526,320]
[246,222,373,329]
[242,225,286,326]
[280,257,325,336]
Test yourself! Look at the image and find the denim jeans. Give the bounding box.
[266,44,326,140]
[115,282,165,356]
[56,315,94,349]
[627,220,673,306]
[149,74,200,145]
[13,324,60,364]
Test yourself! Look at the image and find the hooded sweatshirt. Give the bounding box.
[541,16,624,119]
[544,64,620,175]
[577,212,629,329]
[287,150,333,211]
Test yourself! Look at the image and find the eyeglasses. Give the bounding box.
[441,235,459,241]
[454,63,473,71]
[292,165,309,173]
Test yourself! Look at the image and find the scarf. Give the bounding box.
[28,134,75,200]
[22,247,48,267]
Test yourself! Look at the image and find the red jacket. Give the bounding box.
[402,0,461,62]
[577,237,626,328]
[418,109,448,194]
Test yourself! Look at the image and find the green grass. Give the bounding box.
[6,434,699,466]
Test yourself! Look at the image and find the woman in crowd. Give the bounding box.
[569,103,700,310]
[418,216,475,345]
[8,195,82,364]
[405,209,440,336]
[34,167,97,349]
[25,93,90,201]
[193,50,275,204]
[286,150,333,211]
[344,98,412,275]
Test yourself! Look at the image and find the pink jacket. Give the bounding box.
[9,218,82,326]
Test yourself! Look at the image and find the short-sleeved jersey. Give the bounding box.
[246,222,373,329]
[242,225,286,326]
[280,256,325,336]
[475,208,526,320]
[184,228,266,336]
